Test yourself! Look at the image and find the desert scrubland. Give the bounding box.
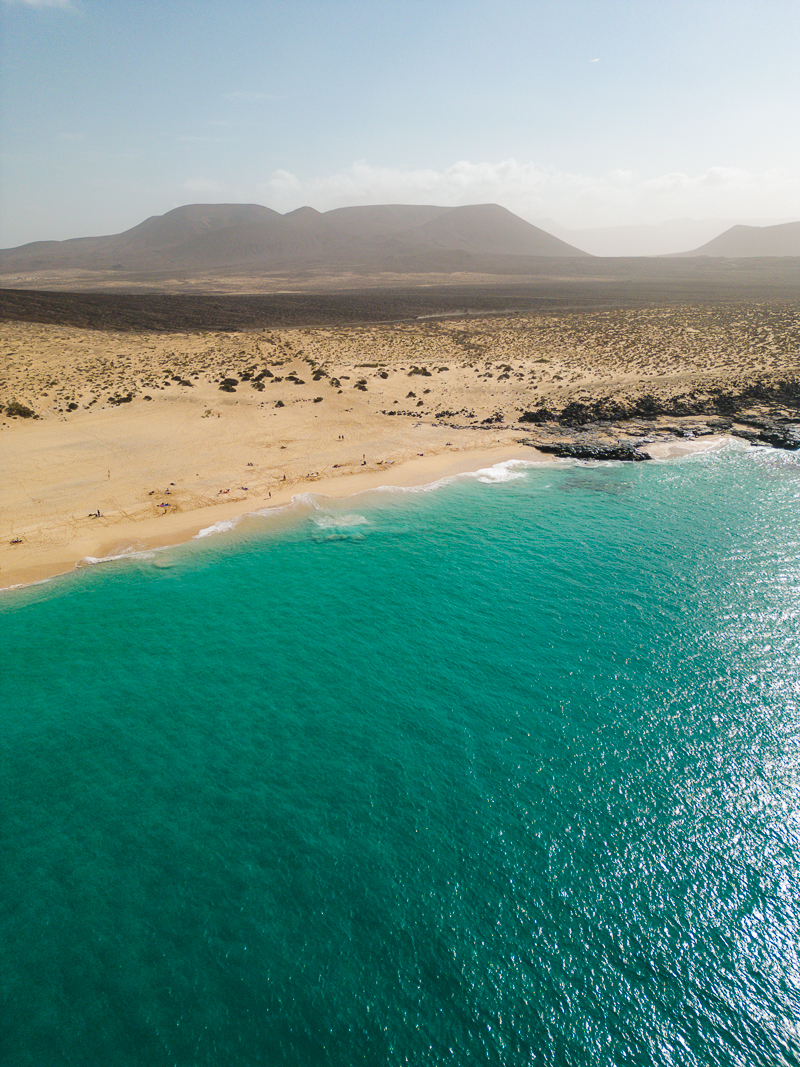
[2,294,799,588]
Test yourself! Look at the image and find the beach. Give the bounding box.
[3,297,800,1066]
[2,302,798,588]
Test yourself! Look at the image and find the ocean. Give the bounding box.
[2,442,799,1066]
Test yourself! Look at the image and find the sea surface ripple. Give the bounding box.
[2,445,799,1066]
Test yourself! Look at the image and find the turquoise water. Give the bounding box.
[2,445,800,1066]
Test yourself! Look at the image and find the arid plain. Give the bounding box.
[2,284,799,589]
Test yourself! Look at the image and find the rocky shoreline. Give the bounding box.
[523,411,800,461]
[440,390,800,461]
[456,374,800,460]
[516,408,800,462]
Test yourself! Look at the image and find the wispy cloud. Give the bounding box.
[256,160,800,227]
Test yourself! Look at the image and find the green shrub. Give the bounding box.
[5,400,35,418]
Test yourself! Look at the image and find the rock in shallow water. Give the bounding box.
[533,442,651,462]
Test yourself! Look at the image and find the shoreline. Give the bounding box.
[3,301,797,592]
[0,443,539,591]
[1,436,735,593]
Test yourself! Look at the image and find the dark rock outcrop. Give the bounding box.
[730,420,800,450]
[533,442,651,462]
[518,378,800,430]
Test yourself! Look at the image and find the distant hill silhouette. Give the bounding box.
[538,217,795,257]
[672,220,800,257]
[0,203,589,276]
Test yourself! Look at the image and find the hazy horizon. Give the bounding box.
[3,201,796,261]
[2,0,799,250]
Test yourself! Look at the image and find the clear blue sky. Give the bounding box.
[2,0,799,246]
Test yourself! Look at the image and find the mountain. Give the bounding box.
[0,202,589,278]
[537,217,798,257]
[2,204,282,271]
[672,220,800,258]
[323,204,450,242]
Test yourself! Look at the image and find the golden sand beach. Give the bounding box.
[2,302,799,588]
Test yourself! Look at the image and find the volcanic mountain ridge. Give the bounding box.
[0,202,590,276]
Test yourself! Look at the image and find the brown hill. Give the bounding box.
[673,220,800,257]
[411,203,582,256]
[0,202,589,277]
[2,204,281,272]
[323,204,450,241]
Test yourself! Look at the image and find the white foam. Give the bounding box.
[312,514,369,529]
[347,458,548,498]
[194,517,241,539]
[251,499,307,519]
[1,575,55,593]
[76,545,154,567]
[473,460,531,483]
[184,457,548,546]
[289,491,325,510]
[648,434,752,463]
[367,479,451,495]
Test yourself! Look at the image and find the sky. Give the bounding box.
[2,0,799,248]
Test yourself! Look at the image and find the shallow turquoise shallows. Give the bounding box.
[2,444,800,1067]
